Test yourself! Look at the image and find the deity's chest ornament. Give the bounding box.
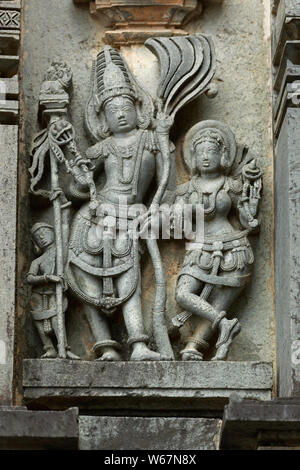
[106,131,146,191]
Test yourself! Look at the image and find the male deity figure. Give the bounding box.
[27,196,79,359]
[65,47,174,361]
[29,36,217,361]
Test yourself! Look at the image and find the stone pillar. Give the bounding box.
[272,0,300,397]
[0,0,20,405]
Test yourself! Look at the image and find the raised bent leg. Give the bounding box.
[186,284,245,360]
[176,274,222,324]
[175,275,209,360]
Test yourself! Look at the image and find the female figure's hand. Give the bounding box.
[249,178,262,217]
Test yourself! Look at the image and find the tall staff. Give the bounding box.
[29,61,75,359]
[144,35,217,358]
[49,122,66,358]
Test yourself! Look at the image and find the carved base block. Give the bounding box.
[220,397,300,450]
[79,416,220,450]
[0,406,78,450]
[23,360,273,413]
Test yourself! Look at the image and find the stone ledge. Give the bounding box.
[0,407,78,450]
[220,397,300,450]
[79,416,221,450]
[0,2,21,10]
[0,54,18,75]
[23,360,273,412]
[0,100,18,124]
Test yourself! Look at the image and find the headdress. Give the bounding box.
[31,222,53,237]
[94,46,137,112]
[85,46,154,142]
[183,120,237,174]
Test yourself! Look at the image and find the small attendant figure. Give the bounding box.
[27,196,79,359]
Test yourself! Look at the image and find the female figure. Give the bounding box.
[174,120,262,361]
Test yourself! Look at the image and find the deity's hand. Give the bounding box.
[45,275,67,290]
[72,164,94,188]
[155,111,174,134]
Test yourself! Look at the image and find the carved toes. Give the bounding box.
[97,350,122,362]
[130,348,161,362]
[180,349,203,361]
[41,348,57,359]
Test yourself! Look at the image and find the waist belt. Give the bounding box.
[68,250,133,277]
[187,231,250,252]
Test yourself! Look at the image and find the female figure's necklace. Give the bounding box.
[192,175,225,216]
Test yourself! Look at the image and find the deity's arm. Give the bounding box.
[168,181,190,240]
[69,141,105,200]
[155,140,176,205]
[85,141,105,175]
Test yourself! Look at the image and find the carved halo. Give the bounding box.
[183,120,237,174]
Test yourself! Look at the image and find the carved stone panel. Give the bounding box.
[20,0,274,412]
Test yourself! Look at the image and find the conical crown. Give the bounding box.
[95,46,136,110]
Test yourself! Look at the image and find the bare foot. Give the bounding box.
[66,350,81,360]
[180,349,203,361]
[41,348,57,359]
[130,343,161,361]
[96,347,122,361]
[212,318,241,361]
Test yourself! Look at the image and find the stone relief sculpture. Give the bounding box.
[27,196,79,360]
[173,120,262,361]
[27,35,217,360]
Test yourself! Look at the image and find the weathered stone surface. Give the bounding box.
[165,0,274,363]
[23,359,273,412]
[1,75,18,97]
[0,54,18,75]
[79,416,220,450]
[0,1,20,60]
[0,31,19,56]
[0,1,21,10]
[0,8,20,30]
[272,0,300,398]
[0,125,18,405]
[274,41,300,92]
[275,107,300,397]
[0,100,18,123]
[91,0,200,45]
[72,1,227,45]
[220,397,300,450]
[0,406,79,449]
